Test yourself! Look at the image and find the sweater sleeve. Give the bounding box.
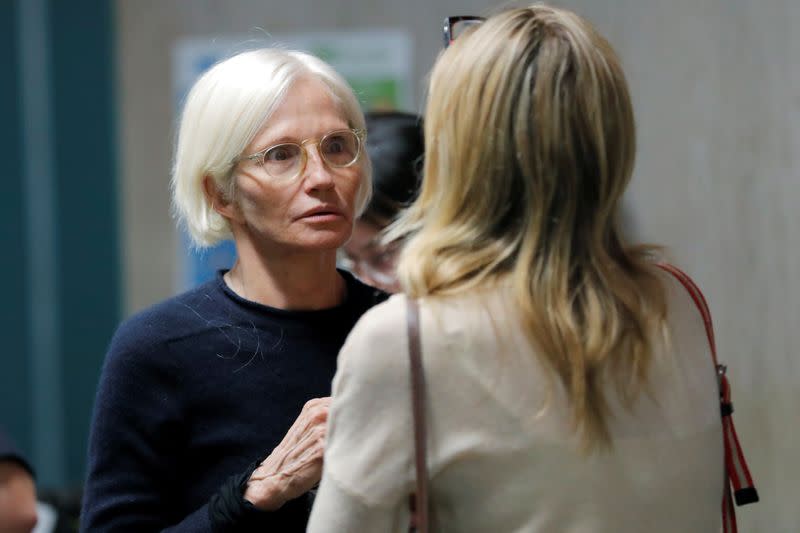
[80,320,213,532]
[307,295,415,532]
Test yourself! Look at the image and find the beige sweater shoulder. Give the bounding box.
[308,278,724,532]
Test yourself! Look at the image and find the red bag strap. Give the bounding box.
[407,298,430,533]
[657,263,759,533]
[406,269,758,533]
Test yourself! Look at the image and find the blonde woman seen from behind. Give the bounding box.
[308,5,724,532]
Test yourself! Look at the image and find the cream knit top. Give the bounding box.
[308,273,724,532]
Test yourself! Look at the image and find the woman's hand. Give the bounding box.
[244,397,330,511]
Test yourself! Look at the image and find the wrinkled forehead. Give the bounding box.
[253,76,350,145]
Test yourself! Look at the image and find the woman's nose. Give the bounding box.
[302,147,335,190]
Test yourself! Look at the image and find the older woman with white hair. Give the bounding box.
[81,49,384,532]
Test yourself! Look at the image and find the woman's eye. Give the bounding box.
[326,139,345,154]
[265,145,297,162]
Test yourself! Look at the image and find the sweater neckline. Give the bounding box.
[213,269,369,327]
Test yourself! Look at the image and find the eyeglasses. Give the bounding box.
[443,16,486,48]
[237,128,365,182]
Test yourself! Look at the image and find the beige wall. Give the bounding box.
[559,2,798,530]
[118,0,798,529]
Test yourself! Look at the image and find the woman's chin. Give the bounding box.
[294,229,352,252]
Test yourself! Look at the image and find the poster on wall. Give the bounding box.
[172,30,413,290]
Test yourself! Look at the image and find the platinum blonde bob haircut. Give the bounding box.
[171,48,372,247]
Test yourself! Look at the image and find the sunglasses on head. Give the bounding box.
[442,16,486,48]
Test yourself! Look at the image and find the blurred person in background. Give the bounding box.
[0,430,37,532]
[81,48,385,532]
[308,4,725,532]
[341,111,424,293]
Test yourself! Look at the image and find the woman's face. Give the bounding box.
[342,220,401,293]
[228,77,363,255]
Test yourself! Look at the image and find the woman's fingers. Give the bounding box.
[254,425,324,479]
[279,425,326,476]
[245,396,331,509]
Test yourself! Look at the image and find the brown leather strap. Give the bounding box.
[407,298,429,533]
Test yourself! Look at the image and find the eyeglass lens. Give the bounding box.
[261,130,360,180]
[450,19,483,42]
[320,131,360,166]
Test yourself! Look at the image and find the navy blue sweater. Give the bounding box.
[81,271,385,532]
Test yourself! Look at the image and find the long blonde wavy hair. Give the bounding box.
[389,4,668,448]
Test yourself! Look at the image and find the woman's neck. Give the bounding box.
[224,244,345,311]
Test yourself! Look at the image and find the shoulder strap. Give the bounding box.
[657,263,759,533]
[407,298,430,533]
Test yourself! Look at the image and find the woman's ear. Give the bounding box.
[203,175,239,222]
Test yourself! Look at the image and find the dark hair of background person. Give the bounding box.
[362,111,424,227]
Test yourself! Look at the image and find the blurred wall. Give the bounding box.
[0,0,121,488]
[118,0,797,530]
[2,0,119,488]
[557,1,798,530]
